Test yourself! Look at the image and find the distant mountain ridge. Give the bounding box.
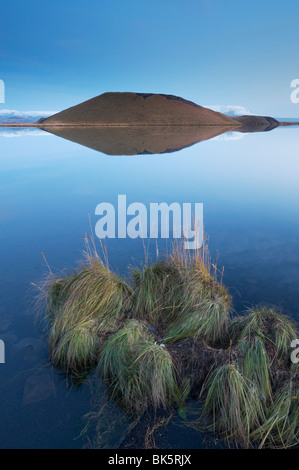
[0,110,55,124]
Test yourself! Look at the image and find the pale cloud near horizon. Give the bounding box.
[0,110,57,117]
[206,105,254,116]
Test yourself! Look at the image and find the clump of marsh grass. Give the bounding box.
[40,234,299,449]
[272,313,298,359]
[43,240,133,372]
[250,378,299,448]
[49,319,101,371]
[229,307,298,362]
[184,258,229,309]
[228,308,270,343]
[201,364,265,447]
[98,319,183,413]
[131,239,231,345]
[160,241,231,346]
[49,259,132,330]
[164,297,230,345]
[239,336,272,402]
[131,260,184,328]
[230,307,296,340]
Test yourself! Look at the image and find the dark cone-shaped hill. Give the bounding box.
[38,92,241,127]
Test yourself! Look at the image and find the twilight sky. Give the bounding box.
[1,0,299,117]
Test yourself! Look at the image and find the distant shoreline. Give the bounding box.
[0,123,240,128]
[1,122,299,128]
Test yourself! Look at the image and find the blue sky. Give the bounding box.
[1,0,299,117]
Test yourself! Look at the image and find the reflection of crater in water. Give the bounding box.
[40,115,284,155]
[40,125,238,155]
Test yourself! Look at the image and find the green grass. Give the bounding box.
[239,336,272,401]
[131,260,185,327]
[229,307,298,362]
[161,250,231,345]
[228,308,270,343]
[42,240,299,449]
[45,257,132,371]
[273,313,298,358]
[49,320,101,371]
[98,319,184,413]
[202,364,265,447]
[250,379,299,448]
[164,297,230,345]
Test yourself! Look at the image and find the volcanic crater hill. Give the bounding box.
[233,115,281,133]
[38,92,242,127]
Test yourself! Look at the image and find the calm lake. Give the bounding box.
[0,125,299,448]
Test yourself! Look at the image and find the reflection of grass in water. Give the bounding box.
[78,377,140,449]
[144,413,173,449]
[39,236,299,449]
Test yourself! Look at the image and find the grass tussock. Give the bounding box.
[164,297,230,345]
[202,364,265,447]
[250,379,299,448]
[273,314,299,359]
[229,307,298,360]
[131,241,231,346]
[99,319,182,413]
[166,244,231,345]
[239,336,272,401]
[45,256,132,371]
[131,260,184,327]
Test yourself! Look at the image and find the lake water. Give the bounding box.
[0,125,299,448]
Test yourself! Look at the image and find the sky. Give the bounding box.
[1,0,299,117]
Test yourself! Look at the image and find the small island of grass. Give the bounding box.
[40,239,298,449]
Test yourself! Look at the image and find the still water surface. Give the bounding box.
[0,125,298,448]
